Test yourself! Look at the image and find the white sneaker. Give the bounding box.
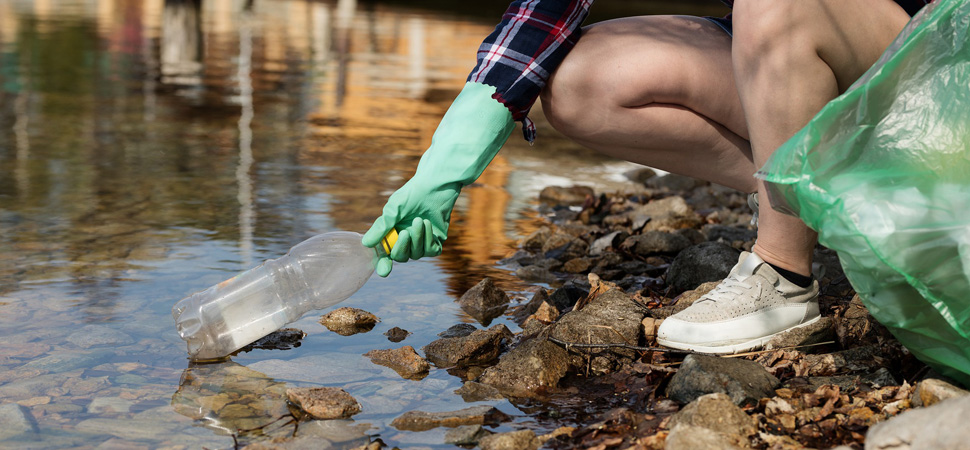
[656,251,820,354]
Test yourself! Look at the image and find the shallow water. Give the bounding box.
[0,0,726,448]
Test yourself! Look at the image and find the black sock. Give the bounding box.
[767,263,813,288]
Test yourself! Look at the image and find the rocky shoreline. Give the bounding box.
[266,172,969,450]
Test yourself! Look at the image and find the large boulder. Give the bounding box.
[423,324,512,368]
[665,242,740,293]
[477,338,571,399]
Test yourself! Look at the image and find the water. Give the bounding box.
[0,0,726,447]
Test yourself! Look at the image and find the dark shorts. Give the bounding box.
[704,1,928,38]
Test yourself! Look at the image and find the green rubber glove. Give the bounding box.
[362,82,515,277]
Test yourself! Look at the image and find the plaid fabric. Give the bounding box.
[472,0,934,143]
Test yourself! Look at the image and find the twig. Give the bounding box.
[548,336,697,354]
[722,341,837,358]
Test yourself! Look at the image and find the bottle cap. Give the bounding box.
[377,229,398,257]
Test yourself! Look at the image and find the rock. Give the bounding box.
[666,354,779,407]
[764,317,836,350]
[665,242,740,293]
[319,308,379,336]
[444,425,491,446]
[438,323,478,338]
[455,381,504,402]
[628,196,700,231]
[547,281,590,312]
[799,345,883,376]
[21,350,111,374]
[623,167,657,184]
[456,278,510,326]
[515,265,559,283]
[867,395,970,450]
[539,185,594,206]
[66,325,134,349]
[479,429,540,450]
[363,346,430,380]
[542,233,589,261]
[646,173,705,192]
[619,231,692,256]
[562,257,593,273]
[665,424,744,450]
[702,224,757,245]
[478,338,571,399]
[520,227,552,251]
[676,227,707,245]
[549,289,646,368]
[238,328,306,352]
[390,405,510,432]
[0,403,39,441]
[668,393,757,437]
[588,231,628,257]
[513,289,550,324]
[532,301,560,323]
[384,327,410,343]
[422,324,512,368]
[286,387,361,420]
[911,377,969,407]
[87,397,134,414]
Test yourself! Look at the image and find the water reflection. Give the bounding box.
[161,0,203,87]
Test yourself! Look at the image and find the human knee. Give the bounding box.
[540,27,614,138]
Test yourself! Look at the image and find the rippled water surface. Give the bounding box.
[0,0,727,447]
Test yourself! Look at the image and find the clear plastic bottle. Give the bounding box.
[172,230,396,361]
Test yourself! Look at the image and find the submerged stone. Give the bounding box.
[237,328,306,353]
[363,346,430,380]
[0,403,39,441]
[390,405,510,432]
[286,387,361,420]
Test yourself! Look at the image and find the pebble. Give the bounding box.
[286,387,361,420]
[384,327,410,342]
[478,429,540,450]
[390,405,510,432]
[66,325,134,349]
[363,346,430,380]
[319,307,379,336]
[456,278,510,326]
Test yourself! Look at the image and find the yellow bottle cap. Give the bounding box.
[378,229,398,257]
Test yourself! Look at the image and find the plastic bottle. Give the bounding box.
[172,230,397,361]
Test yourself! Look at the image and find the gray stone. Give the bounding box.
[588,231,628,257]
[423,324,512,368]
[438,323,477,339]
[390,405,510,432]
[667,393,757,437]
[444,425,491,445]
[666,242,741,293]
[66,325,134,349]
[547,281,589,312]
[478,338,571,399]
[455,381,504,402]
[456,278,510,326]
[675,227,707,245]
[87,397,134,414]
[21,350,111,374]
[515,265,558,283]
[539,185,594,206]
[628,196,700,231]
[911,377,969,407]
[666,355,779,407]
[363,346,430,380]
[549,289,646,368]
[479,429,540,450]
[286,387,361,420]
[764,317,836,350]
[665,424,743,450]
[866,395,970,450]
[513,289,550,324]
[619,231,692,256]
[0,403,39,441]
[319,307,379,336]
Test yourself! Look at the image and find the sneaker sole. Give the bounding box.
[656,315,822,355]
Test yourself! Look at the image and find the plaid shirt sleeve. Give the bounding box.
[468,0,594,143]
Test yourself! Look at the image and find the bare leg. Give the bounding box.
[732,0,911,275]
[541,15,757,193]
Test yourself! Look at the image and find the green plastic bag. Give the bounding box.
[758,0,970,385]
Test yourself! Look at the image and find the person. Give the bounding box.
[362,0,932,354]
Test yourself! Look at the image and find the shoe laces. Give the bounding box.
[698,275,755,304]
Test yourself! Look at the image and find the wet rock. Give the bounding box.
[646,173,705,192]
[0,403,39,441]
[562,257,593,273]
[423,324,512,368]
[588,231,628,257]
[88,397,134,414]
[438,323,477,338]
[623,167,657,184]
[444,425,491,446]
[539,185,594,206]
[549,289,646,368]
[666,354,779,407]
[619,231,692,256]
[628,196,700,231]
[764,317,836,350]
[542,233,589,261]
[532,301,560,323]
[867,395,970,450]
[75,418,180,441]
[456,278,510,326]
[286,387,361,420]
[21,350,111,374]
[238,328,306,352]
[665,242,740,293]
[479,429,540,450]
[665,424,743,450]
[66,325,134,349]
[513,289,550,324]
[499,249,539,268]
[702,224,757,245]
[515,265,559,283]
[668,393,757,437]
[384,327,410,343]
[455,381,504,402]
[478,338,571,399]
[390,405,510,432]
[547,281,590,312]
[319,308,379,336]
[911,377,969,407]
[520,227,552,251]
[363,346,430,380]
